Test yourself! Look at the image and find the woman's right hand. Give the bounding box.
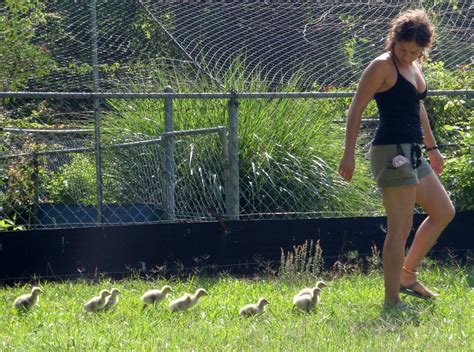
[338,154,355,182]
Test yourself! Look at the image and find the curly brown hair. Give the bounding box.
[385,9,435,56]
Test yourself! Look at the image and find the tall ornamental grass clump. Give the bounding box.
[104,60,382,216]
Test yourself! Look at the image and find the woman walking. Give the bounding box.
[338,9,455,308]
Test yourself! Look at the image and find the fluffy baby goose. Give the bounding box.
[141,285,173,309]
[293,287,321,312]
[295,280,327,297]
[168,294,192,312]
[239,298,269,317]
[83,289,111,312]
[13,287,43,311]
[169,288,208,312]
[102,288,121,311]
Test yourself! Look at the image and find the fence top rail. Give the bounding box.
[0,90,472,100]
[1,127,94,134]
[0,126,227,160]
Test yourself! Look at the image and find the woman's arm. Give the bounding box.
[339,60,387,182]
[420,101,444,175]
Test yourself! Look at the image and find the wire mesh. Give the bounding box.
[0,1,472,229]
[1,1,471,92]
[0,116,97,228]
[0,110,228,228]
[2,91,471,229]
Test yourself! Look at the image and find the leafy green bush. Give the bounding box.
[0,0,55,90]
[1,137,49,223]
[46,154,97,205]
[46,152,132,205]
[440,120,473,210]
[0,216,25,232]
[424,61,473,210]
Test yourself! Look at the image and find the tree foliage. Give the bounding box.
[0,0,56,90]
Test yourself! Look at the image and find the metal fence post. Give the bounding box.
[90,0,103,225]
[227,90,239,220]
[163,86,176,220]
[219,127,229,216]
[31,151,39,227]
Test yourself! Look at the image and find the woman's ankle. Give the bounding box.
[400,265,418,285]
[402,265,418,275]
[384,293,402,305]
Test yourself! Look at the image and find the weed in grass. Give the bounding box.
[253,254,278,277]
[366,243,382,272]
[332,258,360,278]
[279,240,323,280]
[344,250,362,273]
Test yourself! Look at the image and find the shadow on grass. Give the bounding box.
[349,298,437,333]
[379,299,437,327]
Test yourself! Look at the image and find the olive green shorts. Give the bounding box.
[369,143,433,188]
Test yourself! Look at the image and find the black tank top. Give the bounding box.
[372,54,427,145]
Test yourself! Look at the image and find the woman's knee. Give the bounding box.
[444,203,456,224]
[431,203,455,226]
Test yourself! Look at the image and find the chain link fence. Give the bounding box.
[1,90,471,229]
[0,105,229,228]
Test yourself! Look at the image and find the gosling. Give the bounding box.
[295,280,327,297]
[239,298,269,317]
[13,287,43,311]
[169,288,208,312]
[102,288,121,311]
[292,287,321,312]
[140,285,173,309]
[83,289,111,312]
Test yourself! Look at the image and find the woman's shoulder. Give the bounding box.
[364,53,393,77]
[370,53,393,69]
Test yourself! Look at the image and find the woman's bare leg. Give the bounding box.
[401,173,455,294]
[382,184,417,305]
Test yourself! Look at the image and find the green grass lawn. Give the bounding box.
[0,265,472,351]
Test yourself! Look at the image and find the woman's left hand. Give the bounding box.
[427,149,444,175]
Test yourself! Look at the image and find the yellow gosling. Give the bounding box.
[292,287,321,312]
[169,288,208,312]
[13,287,43,311]
[189,288,208,304]
[103,288,121,310]
[239,298,269,317]
[140,285,173,309]
[295,280,327,297]
[83,289,111,312]
[169,294,193,312]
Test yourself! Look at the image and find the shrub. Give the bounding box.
[424,61,473,210]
